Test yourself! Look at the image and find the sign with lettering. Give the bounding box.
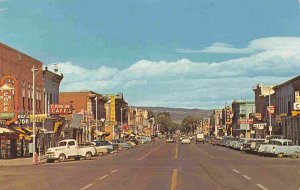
[110,95,116,122]
[253,123,267,130]
[17,114,30,125]
[50,104,72,115]
[0,76,18,125]
[29,114,47,123]
[293,103,300,111]
[238,119,253,125]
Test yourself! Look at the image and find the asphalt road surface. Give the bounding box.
[1,139,300,190]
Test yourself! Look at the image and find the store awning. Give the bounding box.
[0,127,16,134]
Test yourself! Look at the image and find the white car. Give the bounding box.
[182,138,191,144]
[45,139,97,163]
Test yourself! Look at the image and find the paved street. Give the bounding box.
[1,139,300,190]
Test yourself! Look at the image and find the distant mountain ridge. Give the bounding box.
[132,106,213,123]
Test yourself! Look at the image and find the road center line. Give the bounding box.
[110,170,118,174]
[232,169,241,174]
[80,184,93,190]
[175,143,178,160]
[138,144,164,160]
[99,175,108,180]
[242,175,252,181]
[170,169,178,190]
[192,143,214,158]
[256,184,269,190]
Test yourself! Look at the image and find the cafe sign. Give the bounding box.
[50,104,72,115]
[0,76,18,125]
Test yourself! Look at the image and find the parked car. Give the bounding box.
[211,137,222,146]
[78,142,105,156]
[45,139,97,163]
[92,140,117,155]
[182,137,191,144]
[111,139,133,150]
[220,136,231,147]
[234,138,248,150]
[137,136,151,144]
[228,137,239,148]
[259,139,300,158]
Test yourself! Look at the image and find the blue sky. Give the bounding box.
[1,0,300,109]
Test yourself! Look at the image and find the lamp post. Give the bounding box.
[32,64,59,164]
[120,107,128,139]
[95,96,98,132]
[268,88,272,136]
[101,118,105,140]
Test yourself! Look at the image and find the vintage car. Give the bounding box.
[258,139,300,158]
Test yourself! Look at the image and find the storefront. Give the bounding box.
[0,127,19,159]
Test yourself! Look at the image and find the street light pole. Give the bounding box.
[32,65,37,164]
[120,107,123,139]
[95,96,98,132]
[269,89,272,136]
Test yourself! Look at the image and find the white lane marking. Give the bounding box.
[256,184,269,190]
[138,144,164,160]
[232,169,241,174]
[242,175,252,181]
[192,144,215,158]
[99,175,108,180]
[110,170,118,174]
[81,184,93,190]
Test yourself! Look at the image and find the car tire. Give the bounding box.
[85,152,92,160]
[58,154,66,162]
[291,151,299,159]
[47,159,55,163]
[277,153,284,158]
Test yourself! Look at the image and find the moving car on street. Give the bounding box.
[196,133,205,144]
[45,139,97,163]
[166,135,176,143]
[182,137,191,144]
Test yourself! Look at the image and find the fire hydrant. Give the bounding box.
[33,152,38,165]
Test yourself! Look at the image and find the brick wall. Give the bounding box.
[0,42,44,114]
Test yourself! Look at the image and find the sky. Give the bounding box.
[1,0,300,109]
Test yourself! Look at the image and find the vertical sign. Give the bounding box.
[110,95,115,122]
[0,76,18,125]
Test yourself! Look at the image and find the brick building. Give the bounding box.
[0,42,44,158]
[59,91,106,142]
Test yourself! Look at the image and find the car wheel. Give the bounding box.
[85,152,92,160]
[74,157,81,161]
[47,159,55,163]
[58,154,66,162]
[277,153,284,158]
[291,151,299,159]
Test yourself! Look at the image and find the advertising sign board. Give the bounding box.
[50,104,72,114]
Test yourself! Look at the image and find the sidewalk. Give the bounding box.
[0,156,46,167]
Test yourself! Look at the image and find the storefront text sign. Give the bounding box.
[110,95,116,122]
[18,114,30,125]
[30,114,47,123]
[0,76,18,125]
[50,104,72,114]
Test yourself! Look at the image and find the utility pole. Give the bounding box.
[269,89,272,136]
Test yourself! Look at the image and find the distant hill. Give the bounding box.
[132,106,212,124]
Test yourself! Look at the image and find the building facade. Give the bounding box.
[0,42,44,158]
[231,100,255,138]
[59,91,106,142]
[274,76,300,144]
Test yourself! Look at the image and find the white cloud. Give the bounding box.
[0,8,6,12]
[177,37,300,55]
[52,37,300,108]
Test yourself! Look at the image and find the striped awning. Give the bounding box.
[0,127,16,134]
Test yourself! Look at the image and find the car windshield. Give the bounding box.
[58,141,67,146]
